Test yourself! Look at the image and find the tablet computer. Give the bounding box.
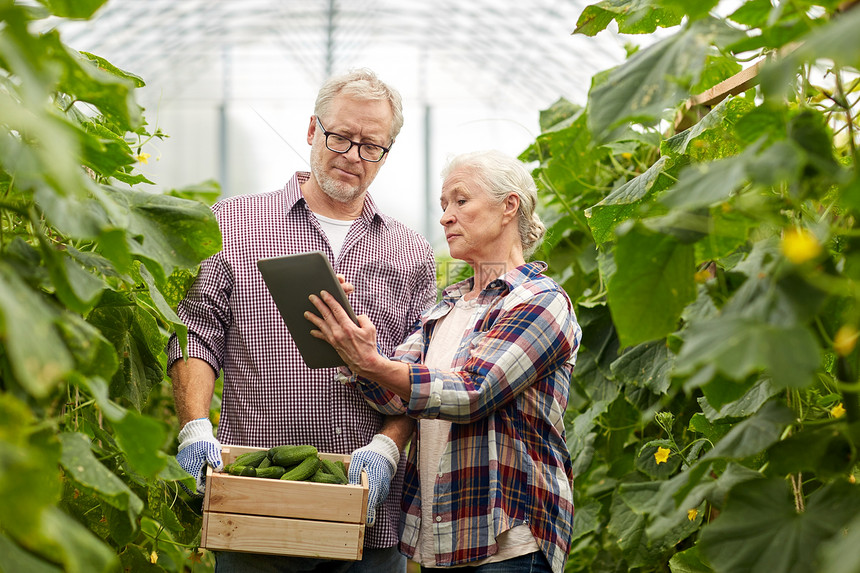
[257,251,358,369]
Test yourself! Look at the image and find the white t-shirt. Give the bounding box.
[314,212,355,259]
[411,296,540,568]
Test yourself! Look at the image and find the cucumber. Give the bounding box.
[280,455,320,481]
[233,450,269,468]
[311,469,343,484]
[270,445,318,468]
[257,456,272,469]
[226,464,256,477]
[319,458,347,484]
[255,465,287,479]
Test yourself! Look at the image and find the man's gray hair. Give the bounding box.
[442,150,546,258]
[314,68,404,144]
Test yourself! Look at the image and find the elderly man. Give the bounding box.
[167,68,436,573]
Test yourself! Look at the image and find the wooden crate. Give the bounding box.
[201,445,368,560]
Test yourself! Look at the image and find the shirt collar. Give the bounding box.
[283,171,385,226]
[440,260,548,303]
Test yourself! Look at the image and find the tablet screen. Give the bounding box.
[257,251,358,369]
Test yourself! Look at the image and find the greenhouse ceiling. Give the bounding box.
[48,0,629,111]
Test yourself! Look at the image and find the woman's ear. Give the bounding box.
[503,193,520,221]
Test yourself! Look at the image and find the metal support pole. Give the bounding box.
[218,45,231,197]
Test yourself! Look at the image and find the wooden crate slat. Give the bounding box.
[203,512,365,561]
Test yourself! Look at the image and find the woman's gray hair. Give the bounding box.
[442,150,546,258]
[313,68,404,144]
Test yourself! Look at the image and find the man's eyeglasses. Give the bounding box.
[315,117,390,163]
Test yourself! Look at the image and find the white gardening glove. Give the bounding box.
[348,434,400,526]
[176,418,224,496]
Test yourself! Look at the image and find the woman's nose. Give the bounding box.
[439,208,453,226]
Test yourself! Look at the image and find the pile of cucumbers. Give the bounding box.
[223,445,348,484]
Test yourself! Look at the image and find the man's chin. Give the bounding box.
[321,183,364,203]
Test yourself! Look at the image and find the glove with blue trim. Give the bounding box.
[348,434,400,526]
[176,418,223,496]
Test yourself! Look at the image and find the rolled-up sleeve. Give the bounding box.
[166,251,233,375]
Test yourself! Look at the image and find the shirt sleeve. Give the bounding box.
[406,245,437,337]
[403,288,578,424]
[166,250,233,375]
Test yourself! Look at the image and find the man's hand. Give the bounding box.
[176,418,224,496]
[348,434,400,526]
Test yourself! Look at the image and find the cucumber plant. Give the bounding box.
[523,2,860,572]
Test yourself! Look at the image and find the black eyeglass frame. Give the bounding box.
[315,117,391,163]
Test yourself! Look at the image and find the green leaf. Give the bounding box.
[702,401,793,461]
[166,178,222,206]
[575,0,684,36]
[586,156,677,245]
[45,33,143,132]
[78,120,136,178]
[744,140,804,187]
[571,498,602,544]
[35,0,107,19]
[136,261,186,353]
[112,411,169,479]
[0,395,63,540]
[727,0,772,27]
[699,479,860,573]
[698,377,781,421]
[761,7,860,100]
[669,545,714,573]
[56,311,118,381]
[58,432,144,517]
[0,263,73,398]
[79,51,145,87]
[663,97,753,159]
[650,463,763,539]
[609,481,699,567]
[87,291,164,411]
[587,17,743,141]
[101,186,221,282]
[818,513,860,573]
[660,154,747,210]
[29,506,118,573]
[732,102,789,145]
[610,339,672,395]
[676,317,820,389]
[767,427,854,478]
[0,532,63,573]
[655,0,718,22]
[607,225,696,348]
[532,111,607,207]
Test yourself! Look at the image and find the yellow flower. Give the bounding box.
[150,551,158,564]
[832,403,846,418]
[621,152,633,159]
[834,325,859,357]
[654,447,671,465]
[687,508,698,521]
[781,228,822,264]
[694,269,711,284]
[136,152,151,164]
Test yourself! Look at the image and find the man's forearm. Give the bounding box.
[170,357,217,427]
[377,414,415,451]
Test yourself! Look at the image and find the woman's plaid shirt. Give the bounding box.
[350,262,581,573]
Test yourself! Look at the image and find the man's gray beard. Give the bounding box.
[311,151,365,203]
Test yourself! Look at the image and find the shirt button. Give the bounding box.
[435,516,442,522]
[334,427,342,435]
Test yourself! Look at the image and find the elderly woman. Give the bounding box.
[307,150,581,573]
